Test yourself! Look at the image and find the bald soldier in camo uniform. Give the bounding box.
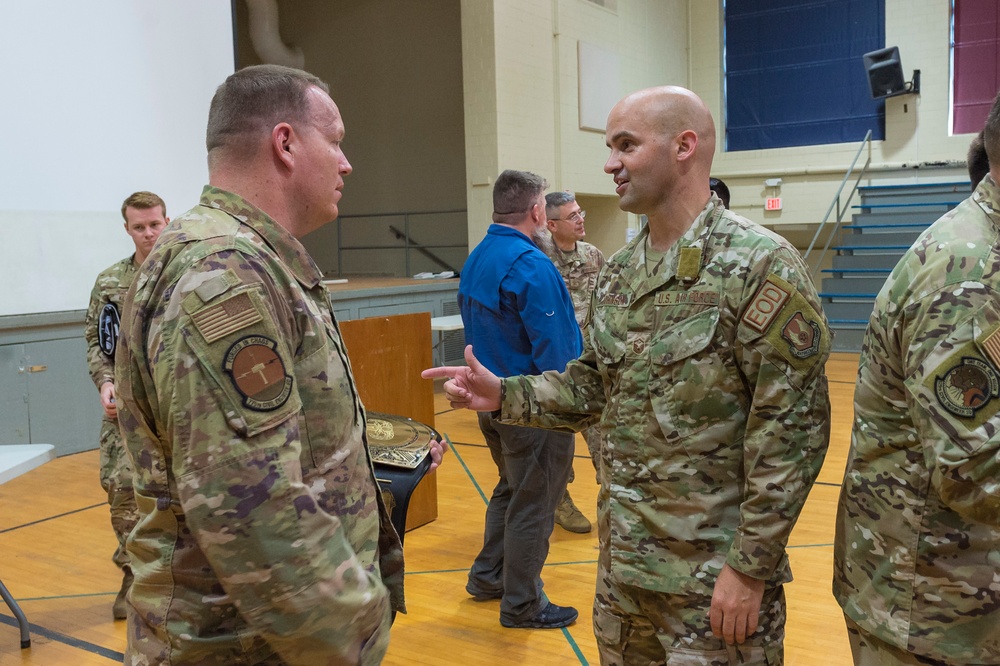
[426,86,831,665]
[833,91,1000,665]
[116,65,444,665]
[84,190,168,620]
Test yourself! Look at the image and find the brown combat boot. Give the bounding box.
[555,490,592,533]
[112,568,133,620]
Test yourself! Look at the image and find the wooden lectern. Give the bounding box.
[338,312,438,530]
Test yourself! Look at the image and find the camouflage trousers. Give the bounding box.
[99,418,139,570]
[844,616,962,666]
[594,563,785,665]
[567,425,602,485]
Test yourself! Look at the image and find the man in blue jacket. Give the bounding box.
[459,169,583,629]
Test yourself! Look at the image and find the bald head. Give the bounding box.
[604,86,717,222]
[613,86,716,168]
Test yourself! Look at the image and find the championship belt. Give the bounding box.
[366,412,440,545]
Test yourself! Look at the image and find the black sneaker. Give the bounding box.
[500,603,578,629]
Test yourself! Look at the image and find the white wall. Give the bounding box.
[0,1,234,316]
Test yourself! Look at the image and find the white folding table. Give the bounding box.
[0,444,56,648]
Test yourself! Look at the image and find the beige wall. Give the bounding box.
[236,0,467,276]
[461,0,689,257]
[689,0,971,236]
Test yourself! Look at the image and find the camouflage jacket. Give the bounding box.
[115,186,403,666]
[502,196,831,596]
[834,176,1000,662]
[84,255,136,395]
[542,240,606,328]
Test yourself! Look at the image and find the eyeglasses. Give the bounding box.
[550,210,586,223]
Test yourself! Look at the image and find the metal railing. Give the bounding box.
[334,209,467,278]
[803,130,873,280]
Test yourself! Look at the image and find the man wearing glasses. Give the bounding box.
[541,191,606,534]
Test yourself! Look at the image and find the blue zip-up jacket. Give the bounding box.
[458,224,583,377]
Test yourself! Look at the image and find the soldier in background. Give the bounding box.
[968,129,989,189]
[83,190,168,620]
[425,86,830,664]
[115,65,444,664]
[833,91,1000,665]
[541,190,605,534]
[709,176,731,208]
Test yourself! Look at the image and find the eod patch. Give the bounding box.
[223,335,293,411]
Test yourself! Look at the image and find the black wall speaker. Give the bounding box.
[863,46,911,99]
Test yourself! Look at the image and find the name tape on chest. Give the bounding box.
[600,292,632,307]
[742,278,791,333]
[654,290,719,307]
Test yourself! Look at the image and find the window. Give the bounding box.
[952,0,1000,135]
[725,0,885,151]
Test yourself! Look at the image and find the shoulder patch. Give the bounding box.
[223,336,293,411]
[98,303,121,358]
[780,312,822,358]
[743,276,790,333]
[192,292,263,343]
[933,357,999,419]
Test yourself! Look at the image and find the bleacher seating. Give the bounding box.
[820,181,971,351]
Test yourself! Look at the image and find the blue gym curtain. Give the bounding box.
[724,0,886,151]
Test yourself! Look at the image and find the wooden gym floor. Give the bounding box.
[0,353,859,665]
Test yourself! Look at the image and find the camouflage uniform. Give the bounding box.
[84,256,140,575]
[502,196,831,664]
[541,238,606,470]
[834,175,1000,664]
[115,186,403,665]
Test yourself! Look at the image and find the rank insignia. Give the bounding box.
[223,336,293,411]
[98,303,121,358]
[781,311,821,358]
[934,357,1000,418]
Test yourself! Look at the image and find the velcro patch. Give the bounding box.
[781,312,822,359]
[192,292,263,343]
[223,336,293,411]
[98,303,121,358]
[981,327,1000,371]
[677,247,702,279]
[743,277,791,333]
[654,290,719,307]
[932,356,1000,420]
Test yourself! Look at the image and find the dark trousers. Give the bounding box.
[467,412,575,623]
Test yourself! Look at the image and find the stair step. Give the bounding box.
[833,245,913,252]
[853,201,962,209]
[822,277,889,293]
[832,254,903,270]
[821,268,892,274]
[843,223,930,231]
[819,293,879,299]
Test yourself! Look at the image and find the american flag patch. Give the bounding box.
[982,327,1000,371]
[192,292,262,343]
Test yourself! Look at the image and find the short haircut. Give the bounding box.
[121,191,166,222]
[206,64,329,157]
[709,177,731,208]
[967,130,990,188]
[492,170,548,224]
[983,89,1000,172]
[545,191,576,218]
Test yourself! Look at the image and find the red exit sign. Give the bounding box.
[765,197,783,211]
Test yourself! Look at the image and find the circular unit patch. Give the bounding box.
[98,303,121,358]
[934,357,1000,418]
[223,336,293,411]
